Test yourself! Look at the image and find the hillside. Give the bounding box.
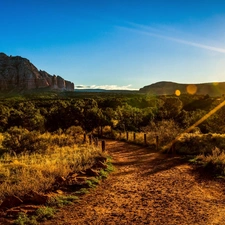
[0,53,74,92]
[139,81,225,96]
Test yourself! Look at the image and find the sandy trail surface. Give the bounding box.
[41,140,225,225]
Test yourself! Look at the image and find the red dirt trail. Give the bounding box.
[41,140,225,225]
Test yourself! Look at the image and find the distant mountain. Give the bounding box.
[139,81,225,96]
[0,53,74,92]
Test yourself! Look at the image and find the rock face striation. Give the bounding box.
[0,53,74,92]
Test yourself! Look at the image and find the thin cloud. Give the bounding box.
[75,84,138,90]
[118,25,225,54]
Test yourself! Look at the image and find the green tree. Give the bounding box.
[157,97,183,119]
[0,105,10,131]
[116,104,144,131]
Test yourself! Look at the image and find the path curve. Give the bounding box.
[43,140,225,225]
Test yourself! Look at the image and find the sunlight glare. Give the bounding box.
[186,84,197,95]
[175,90,181,96]
[166,99,225,152]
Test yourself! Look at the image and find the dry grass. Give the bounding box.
[115,132,156,146]
[0,132,103,201]
[114,120,183,150]
[171,133,225,155]
[196,147,225,175]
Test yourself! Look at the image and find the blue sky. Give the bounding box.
[1,0,225,90]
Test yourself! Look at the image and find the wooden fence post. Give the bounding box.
[101,126,103,137]
[95,137,99,147]
[144,133,147,145]
[133,133,136,141]
[97,127,100,136]
[156,135,159,151]
[83,134,86,143]
[102,140,106,152]
[89,135,92,145]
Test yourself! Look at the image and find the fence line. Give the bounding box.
[80,131,160,152]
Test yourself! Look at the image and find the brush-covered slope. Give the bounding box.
[139,81,225,96]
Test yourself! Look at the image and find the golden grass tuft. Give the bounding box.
[0,131,103,201]
[196,147,225,175]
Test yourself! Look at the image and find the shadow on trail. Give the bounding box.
[107,140,188,178]
[140,156,187,177]
[189,163,225,193]
[108,140,225,188]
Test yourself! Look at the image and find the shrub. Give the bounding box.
[142,120,183,147]
[196,147,225,175]
[2,127,48,154]
[172,133,225,155]
[65,126,84,143]
[35,206,56,221]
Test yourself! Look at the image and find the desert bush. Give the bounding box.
[196,147,225,175]
[142,120,182,147]
[113,120,182,149]
[65,126,85,143]
[65,125,84,135]
[170,133,225,155]
[2,126,87,155]
[115,131,154,145]
[2,127,48,154]
[48,133,76,147]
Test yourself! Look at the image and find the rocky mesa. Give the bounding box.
[0,53,74,92]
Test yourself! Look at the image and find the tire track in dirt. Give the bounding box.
[42,140,225,225]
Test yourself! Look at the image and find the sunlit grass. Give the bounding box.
[0,131,103,201]
[195,147,225,176]
[114,120,182,149]
[115,131,157,146]
[167,133,225,155]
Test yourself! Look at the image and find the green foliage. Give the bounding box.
[35,206,56,221]
[116,104,146,131]
[143,120,182,147]
[182,95,214,111]
[86,179,97,188]
[9,102,45,131]
[195,147,225,176]
[2,127,48,154]
[14,213,38,225]
[14,207,55,225]
[48,195,79,207]
[157,97,183,119]
[99,169,108,179]
[0,92,225,135]
[0,105,10,132]
[75,188,89,195]
[65,126,84,136]
[169,133,225,155]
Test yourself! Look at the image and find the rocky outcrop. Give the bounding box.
[0,53,74,92]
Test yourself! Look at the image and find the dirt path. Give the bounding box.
[42,140,225,225]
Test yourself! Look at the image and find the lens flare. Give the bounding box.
[175,90,181,96]
[166,99,225,153]
[186,84,197,95]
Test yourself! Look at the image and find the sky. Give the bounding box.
[1,0,225,90]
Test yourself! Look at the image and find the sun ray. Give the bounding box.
[167,100,225,152]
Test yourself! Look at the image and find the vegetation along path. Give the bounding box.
[43,140,225,225]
